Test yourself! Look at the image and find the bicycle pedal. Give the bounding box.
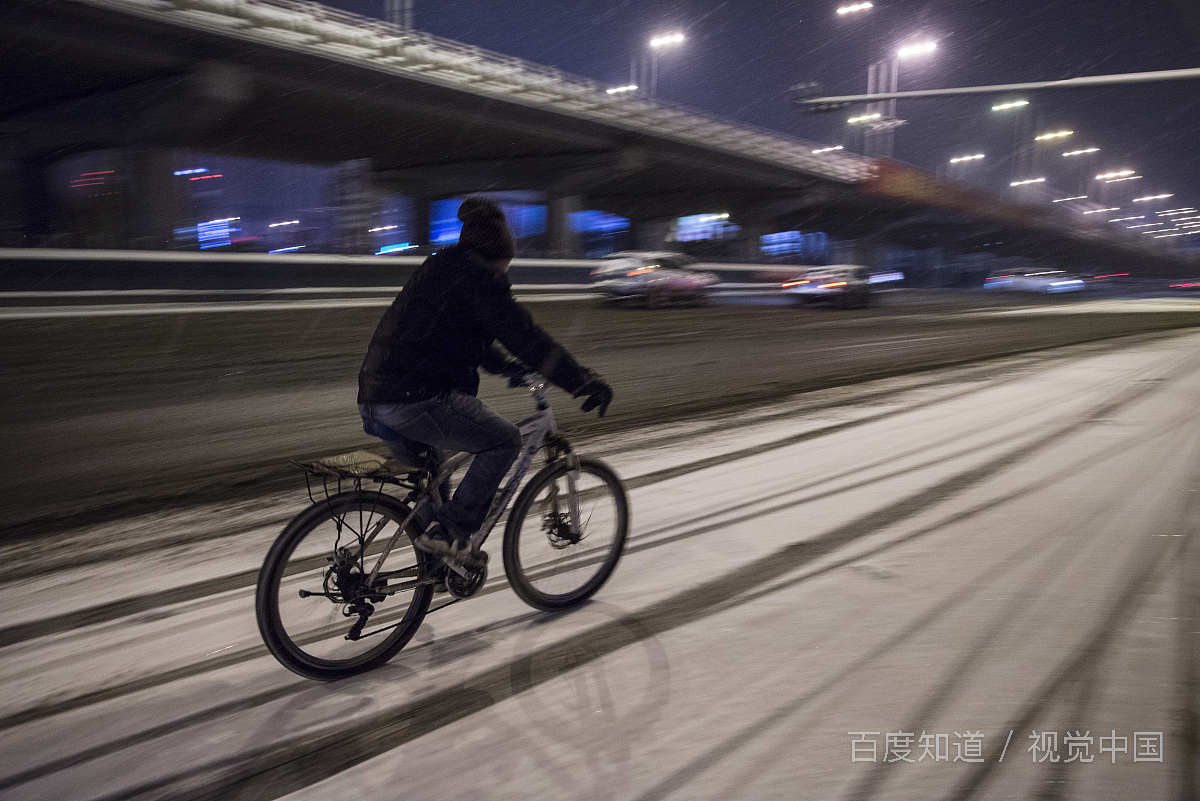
[443,558,470,578]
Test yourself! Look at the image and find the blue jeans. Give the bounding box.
[359,392,521,540]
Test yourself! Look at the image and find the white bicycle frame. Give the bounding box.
[365,376,582,585]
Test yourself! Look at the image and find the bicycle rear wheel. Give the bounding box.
[503,456,629,611]
[256,491,433,681]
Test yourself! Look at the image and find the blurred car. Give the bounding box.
[984,270,1085,293]
[590,251,719,307]
[781,264,872,308]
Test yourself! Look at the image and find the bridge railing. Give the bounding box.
[85,0,875,183]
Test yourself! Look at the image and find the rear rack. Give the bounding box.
[293,449,424,505]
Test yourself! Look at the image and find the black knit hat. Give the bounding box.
[457,196,516,262]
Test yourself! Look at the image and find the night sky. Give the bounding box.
[319,0,1200,215]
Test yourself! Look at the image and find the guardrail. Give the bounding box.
[78,0,875,183]
[0,248,797,292]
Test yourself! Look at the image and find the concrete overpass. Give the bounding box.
[2,0,1196,275]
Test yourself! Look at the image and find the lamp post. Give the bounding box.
[991,99,1030,188]
[635,32,684,97]
[1031,128,1070,186]
[861,42,936,157]
[1062,146,1099,196]
[835,3,936,157]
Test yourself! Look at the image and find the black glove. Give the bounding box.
[577,376,613,417]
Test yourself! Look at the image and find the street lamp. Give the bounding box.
[642,32,684,96]
[1060,147,1099,194]
[858,41,937,157]
[991,99,1032,183]
[946,153,985,185]
[897,41,937,59]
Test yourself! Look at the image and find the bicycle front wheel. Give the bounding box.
[256,491,434,681]
[503,456,629,611]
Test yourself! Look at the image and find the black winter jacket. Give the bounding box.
[358,245,592,404]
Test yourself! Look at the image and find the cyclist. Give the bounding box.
[358,196,613,568]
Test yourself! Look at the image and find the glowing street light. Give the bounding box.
[269,220,300,227]
[992,100,1029,111]
[1010,177,1045,186]
[650,32,685,48]
[1034,130,1073,141]
[812,145,844,154]
[1133,194,1174,202]
[897,41,937,59]
[1096,170,1134,180]
[1105,175,1142,183]
[1051,195,1088,202]
[848,112,882,124]
[836,2,873,14]
[606,84,638,94]
[1063,148,1099,156]
[1082,207,1120,214]
[950,154,985,163]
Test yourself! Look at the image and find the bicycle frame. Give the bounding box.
[364,379,581,585]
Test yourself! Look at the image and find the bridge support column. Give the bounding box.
[546,195,583,258]
[333,159,378,255]
[410,197,432,251]
[123,148,179,250]
[630,218,676,252]
[735,223,769,263]
[8,159,56,247]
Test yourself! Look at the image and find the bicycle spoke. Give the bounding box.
[256,492,434,680]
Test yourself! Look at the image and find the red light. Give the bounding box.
[782,279,810,288]
[817,281,848,289]
[189,174,224,180]
[626,267,654,276]
[1094,273,1130,278]
[1169,282,1200,288]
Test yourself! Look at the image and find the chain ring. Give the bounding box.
[445,560,488,599]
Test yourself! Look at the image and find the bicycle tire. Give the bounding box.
[503,456,629,611]
[256,490,434,681]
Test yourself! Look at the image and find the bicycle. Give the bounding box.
[255,374,630,681]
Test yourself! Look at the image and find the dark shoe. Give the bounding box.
[414,521,486,569]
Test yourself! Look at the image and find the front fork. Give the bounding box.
[562,452,583,535]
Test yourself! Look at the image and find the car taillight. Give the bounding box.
[782,279,810,287]
[818,281,847,289]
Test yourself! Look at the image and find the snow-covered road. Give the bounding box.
[2,330,1198,800]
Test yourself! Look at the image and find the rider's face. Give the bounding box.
[497,258,512,274]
